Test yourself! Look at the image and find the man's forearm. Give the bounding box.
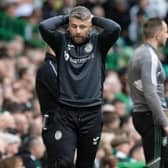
[93,16,121,55]
[39,15,69,52]
[92,16,121,33]
[39,15,69,32]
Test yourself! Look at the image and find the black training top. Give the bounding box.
[35,53,58,114]
[39,15,121,107]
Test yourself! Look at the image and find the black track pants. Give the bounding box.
[42,104,103,168]
[132,112,168,168]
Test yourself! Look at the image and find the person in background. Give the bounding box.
[128,18,168,168]
[35,47,58,167]
[18,135,45,168]
[0,156,24,168]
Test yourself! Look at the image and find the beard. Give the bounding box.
[71,35,87,44]
[70,31,90,44]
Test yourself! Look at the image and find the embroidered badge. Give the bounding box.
[64,51,69,61]
[92,136,100,145]
[84,43,93,53]
[67,44,75,50]
[54,130,62,140]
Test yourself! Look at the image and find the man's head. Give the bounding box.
[143,17,168,47]
[69,6,92,44]
[28,136,45,159]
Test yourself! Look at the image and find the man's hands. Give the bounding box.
[47,46,55,56]
[90,14,94,22]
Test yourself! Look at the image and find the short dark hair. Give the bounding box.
[69,6,91,20]
[143,17,163,39]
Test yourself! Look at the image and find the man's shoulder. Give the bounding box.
[37,57,56,78]
[136,43,148,50]
[134,44,150,55]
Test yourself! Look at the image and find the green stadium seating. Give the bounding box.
[0,12,45,48]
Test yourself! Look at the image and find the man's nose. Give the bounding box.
[76,27,81,34]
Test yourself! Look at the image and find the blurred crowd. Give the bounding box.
[0,0,167,168]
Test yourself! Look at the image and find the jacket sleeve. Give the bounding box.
[92,16,121,56]
[140,51,168,127]
[39,15,69,52]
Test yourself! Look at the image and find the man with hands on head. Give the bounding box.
[39,6,120,168]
